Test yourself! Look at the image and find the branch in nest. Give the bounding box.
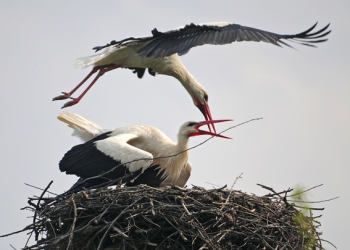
[6,183,334,250]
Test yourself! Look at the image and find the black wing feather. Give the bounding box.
[59,132,142,181]
[125,165,164,187]
[136,22,331,58]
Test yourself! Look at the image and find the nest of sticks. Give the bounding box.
[13,181,331,250]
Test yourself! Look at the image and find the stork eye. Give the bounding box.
[204,93,208,102]
[187,122,197,127]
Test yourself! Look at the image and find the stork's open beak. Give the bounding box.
[197,103,216,133]
[194,119,232,139]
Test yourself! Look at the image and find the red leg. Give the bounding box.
[53,66,100,101]
[60,64,120,108]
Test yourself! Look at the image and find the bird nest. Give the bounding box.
[16,183,328,250]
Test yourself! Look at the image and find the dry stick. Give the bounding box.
[287,184,323,197]
[293,205,325,211]
[315,225,323,249]
[257,183,285,195]
[205,182,221,187]
[321,239,337,249]
[198,244,207,250]
[163,217,188,242]
[111,226,129,238]
[0,227,33,238]
[25,183,58,196]
[263,188,293,198]
[155,231,179,250]
[61,173,134,196]
[288,196,339,203]
[33,180,53,241]
[180,199,192,216]
[96,197,144,250]
[141,215,161,228]
[224,173,243,205]
[24,231,34,249]
[37,191,118,245]
[257,183,292,207]
[66,194,77,250]
[82,196,117,229]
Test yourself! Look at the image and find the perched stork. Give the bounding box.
[53,22,331,132]
[57,112,231,192]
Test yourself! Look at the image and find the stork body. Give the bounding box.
[53,22,331,132]
[58,112,230,192]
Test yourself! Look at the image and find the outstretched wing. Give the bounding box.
[137,22,331,58]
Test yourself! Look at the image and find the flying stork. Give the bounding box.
[57,112,231,192]
[53,22,331,132]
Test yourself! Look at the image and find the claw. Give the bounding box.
[61,99,79,109]
[53,92,71,101]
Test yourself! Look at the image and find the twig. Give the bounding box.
[321,239,337,249]
[257,183,292,207]
[180,199,192,216]
[293,205,325,211]
[25,183,58,196]
[287,184,323,197]
[224,173,243,205]
[0,227,32,238]
[33,180,53,241]
[288,196,339,203]
[96,197,144,250]
[66,194,77,250]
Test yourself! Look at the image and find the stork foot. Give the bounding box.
[61,98,80,109]
[52,92,71,101]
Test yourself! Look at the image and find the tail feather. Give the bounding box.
[75,54,105,68]
[58,112,106,142]
[75,46,118,68]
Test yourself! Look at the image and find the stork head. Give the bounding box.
[178,119,232,140]
[180,74,215,132]
[192,90,217,133]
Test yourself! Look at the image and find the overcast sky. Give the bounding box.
[1,1,349,249]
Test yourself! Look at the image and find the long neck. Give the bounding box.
[177,133,190,152]
[177,71,204,104]
[154,134,190,183]
[159,54,204,103]
[173,66,204,104]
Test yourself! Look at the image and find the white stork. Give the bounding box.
[53,22,330,132]
[57,112,231,192]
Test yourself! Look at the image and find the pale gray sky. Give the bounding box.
[1,1,349,249]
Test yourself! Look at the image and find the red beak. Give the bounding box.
[197,103,216,133]
[192,119,233,139]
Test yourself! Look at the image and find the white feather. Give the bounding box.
[95,133,153,173]
[75,46,119,68]
[58,112,108,142]
[198,21,231,27]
